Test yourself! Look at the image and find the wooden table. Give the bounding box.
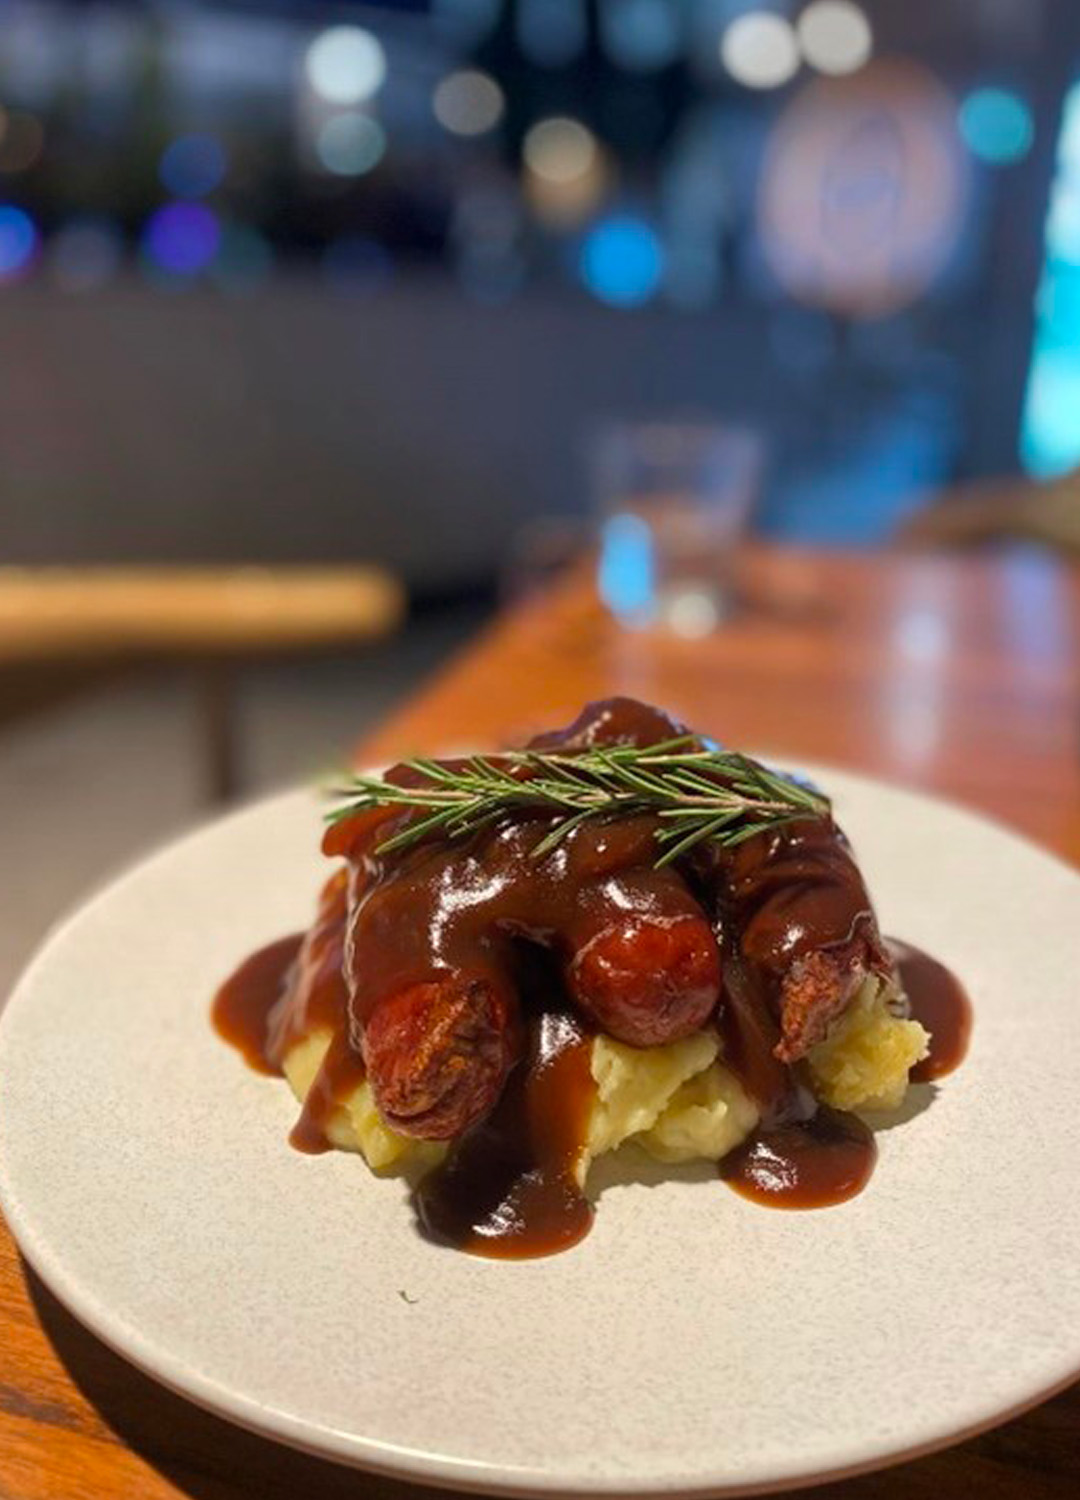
[2,545,1078,1500]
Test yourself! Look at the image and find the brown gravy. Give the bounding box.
[288,1027,366,1155]
[212,872,366,1153]
[890,939,973,1082]
[415,1007,596,1259]
[720,1106,877,1209]
[211,934,302,1075]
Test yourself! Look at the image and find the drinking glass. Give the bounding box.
[592,421,762,635]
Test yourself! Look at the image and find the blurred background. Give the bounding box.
[2,0,1079,981]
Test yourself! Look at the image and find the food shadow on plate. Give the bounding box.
[859,1081,938,1133]
[584,1140,719,1198]
[24,1260,436,1500]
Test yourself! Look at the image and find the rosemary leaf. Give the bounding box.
[326,741,830,865]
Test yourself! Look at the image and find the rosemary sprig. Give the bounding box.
[326,739,829,868]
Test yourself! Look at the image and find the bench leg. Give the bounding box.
[194,663,238,804]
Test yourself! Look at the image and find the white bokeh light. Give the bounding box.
[433,69,505,136]
[797,2,872,77]
[305,26,386,105]
[316,113,386,176]
[523,117,597,183]
[720,14,800,91]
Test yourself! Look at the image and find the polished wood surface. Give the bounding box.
[361,546,1080,863]
[1,544,1078,1500]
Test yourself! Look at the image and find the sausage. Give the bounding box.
[717,816,891,1066]
[342,834,526,1140]
[361,970,521,1139]
[527,696,695,753]
[563,866,721,1047]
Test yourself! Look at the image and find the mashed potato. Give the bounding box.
[281,975,928,1185]
[807,977,929,1111]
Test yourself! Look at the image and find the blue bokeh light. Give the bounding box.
[141,202,221,277]
[0,204,39,283]
[159,135,227,198]
[579,216,663,307]
[600,0,681,73]
[958,88,1034,166]
[598,513,655,625]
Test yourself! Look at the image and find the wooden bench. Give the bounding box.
[0,565,405,798]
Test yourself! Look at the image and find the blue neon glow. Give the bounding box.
[1046,183,1080,264]
[1021,350,1080,476]
[141,202,221,276]
[1059,83,1080,173]
[958,88,1033,166]
[159,135,227,198]
[0,204,38,282]
[1021,80,1080,476]
[598,513,655,623]
[580,216,664,307]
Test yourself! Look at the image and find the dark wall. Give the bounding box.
[0,276,804,589]
[0,271,1038,590]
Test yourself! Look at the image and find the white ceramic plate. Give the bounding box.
[2,768,1079,1498]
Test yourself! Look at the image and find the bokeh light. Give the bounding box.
[523,117,597,184]
[720,14,800,91]
[0,204,39,283]
[315,113,386,176]
[797,3,872,78]
[523,116,607,226]
[599,513,654,625]
[759,61,969,317]
[0,111,45,174]
[49,216,124,292]
[600,0,683,73]
[580,216,664,307]
[141,202,221,277]
[159,135,227,198]
[306,27,386,106]
[433,69,505,137]
[958,87,1034,166]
